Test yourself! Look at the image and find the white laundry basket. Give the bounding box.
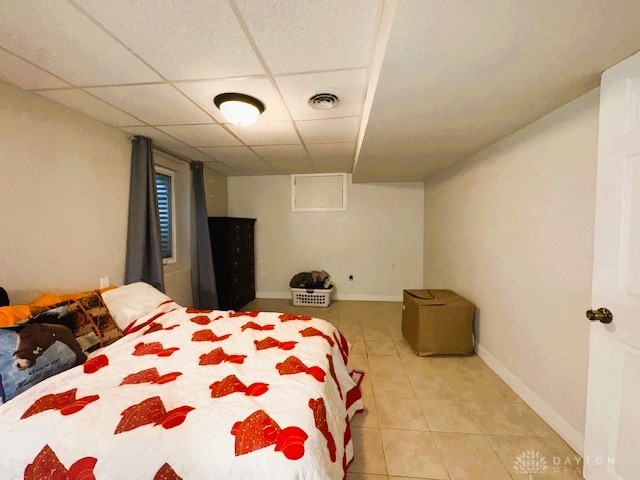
[290,287,334,307]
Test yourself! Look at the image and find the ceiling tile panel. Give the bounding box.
[252,144,307,162]
[205,162,237,176]
[313,156,354,173]
[234,0,382,74]
[306,142,356,158]
[296,116,360,144]
[267,158,316,174]
[157,124,241,147]
[176,77,290,123]
[227,121,300,146]
[0,0,161,85]
[197,146,261,163]
[0,49,70,90]
[38,89,144,127]
[86,84,211,125]
[122,126,187,148]
[76,0,263,80]
[275,69,367,120]
[164,146,217,163]
[224,161,276,175]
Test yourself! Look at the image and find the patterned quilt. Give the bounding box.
[0,301,363,480]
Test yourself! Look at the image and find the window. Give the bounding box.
[155,167,176,264]
[291,173,348,212]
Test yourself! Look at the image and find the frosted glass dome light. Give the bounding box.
[214,93,265,126]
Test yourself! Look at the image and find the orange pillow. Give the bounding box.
[0,305,31,327]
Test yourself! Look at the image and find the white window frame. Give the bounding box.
[155,165,177,265]
[290,172,348,212]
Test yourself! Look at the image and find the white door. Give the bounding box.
[584,50,640,479]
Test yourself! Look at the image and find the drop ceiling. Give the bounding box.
[3,1,640,181]
[0,0,383,176]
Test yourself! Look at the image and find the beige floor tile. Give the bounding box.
[347,474,388,480]
[348,427,388,474]
[360,374,374,397]
[419,399,481,434]
[408,374,458,400]
[487,435,583,479]
[368,355,405,374]
[539,436,583,473]
[366,341,398,355]
[363,318,389,330]
[386,328,405,343]
[371,373,415,398]
[433,432,512,480]
[464,401,535,436]
[393,339,415,356]
[350,340,367,355]
[350,354,370,372]
[351,397,378,427]
[400,355,446,376]
[342,328,365,342]
[446,371,520,402]
[510,402,558,437]
[364,329,392,342]
[375,397,429,430]
[380,429,448,479]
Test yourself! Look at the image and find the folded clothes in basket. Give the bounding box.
[289,271,332,290]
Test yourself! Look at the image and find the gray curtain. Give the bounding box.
[124,136,165,292]
[190,162,218,308]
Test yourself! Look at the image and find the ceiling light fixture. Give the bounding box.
[213,93,265,126]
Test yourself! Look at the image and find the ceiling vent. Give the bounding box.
[306,91,342,110]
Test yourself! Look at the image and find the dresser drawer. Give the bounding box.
[231,266,254,288]
[230,220,251,233]
[230,231,244,255]
[243,231,254,253]
[232,281,255,308]
[231,252,254,271]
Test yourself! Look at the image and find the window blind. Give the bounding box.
[155,172,173,259]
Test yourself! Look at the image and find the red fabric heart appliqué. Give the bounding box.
[210,375,269,398]
[309,398,337,462]
[190,315,211,325]
[24,445,97,480]
[154,463,182,480]
[22,389,99,419]
[231,410,308,460]
[121,368,182,386]
[191,329,232,342]
[186,307,213,314]
[241,321,275,332]
[275,356,326,382]
[144,322,180,335]
[124,311,170,335]
[326,353,343,399]
[115,397,195,434]
[278,313,312,322]
[83,354,109,374]
[133,342,180,357]
[299,327,335,346]
[229,311,260,318]
[199,347,247,366]
[254,337,297,351]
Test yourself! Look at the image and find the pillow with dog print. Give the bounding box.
[0,307,87,404]
[30,290,124,353]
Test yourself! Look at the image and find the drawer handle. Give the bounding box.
[236,247,240,253]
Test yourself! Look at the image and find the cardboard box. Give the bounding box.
[402,289,475,356]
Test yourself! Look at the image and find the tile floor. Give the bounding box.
[245,298,584,480]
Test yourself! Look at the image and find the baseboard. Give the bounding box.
[476,344,585,456]
[256,291,402,302]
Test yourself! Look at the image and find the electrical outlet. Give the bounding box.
[99,276,110,289]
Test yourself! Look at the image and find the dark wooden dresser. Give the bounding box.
[208,217,256,310]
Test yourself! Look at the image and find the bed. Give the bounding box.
[0,294,363,480]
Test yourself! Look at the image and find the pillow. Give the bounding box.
[101,282,171,332]
[31,291,124,353]
[0,308,87,404]
[0,294,63,328]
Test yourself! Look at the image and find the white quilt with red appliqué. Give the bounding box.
[0,302,364,480]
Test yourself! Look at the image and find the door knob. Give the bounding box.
[586,308,613,324]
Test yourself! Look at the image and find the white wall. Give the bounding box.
[228,174,424,300]
[204,166,228,216]
[423,89,599,453]
[0,80,130,303]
